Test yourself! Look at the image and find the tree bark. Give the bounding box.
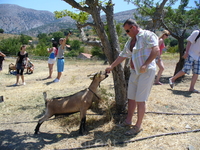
[174,37,185,75]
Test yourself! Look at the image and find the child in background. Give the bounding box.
[26,58,34,74]
[47,42,58,79]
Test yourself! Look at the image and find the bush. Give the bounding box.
[91,46,105,60]
[170,39,178,47]
[167,45,179,53]
[0,29,4,33]
[19,34,32,45]
[0,37,21,55]
[66,50,78,57]
[70,40,82,50]
[33,43,49,56]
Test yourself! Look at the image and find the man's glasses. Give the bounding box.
[125,26,133,33]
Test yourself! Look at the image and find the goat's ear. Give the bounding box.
[87,72,98,77]
[96,73,100,78]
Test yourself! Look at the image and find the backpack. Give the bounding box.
[195,30,200,42]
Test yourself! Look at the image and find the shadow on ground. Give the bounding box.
[0,129,70,150]
[0,103,135,150]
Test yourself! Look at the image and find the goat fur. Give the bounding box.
[34,71,108,135]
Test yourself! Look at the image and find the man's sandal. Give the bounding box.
[169,78,175,89]
[116,120,133,127]
[124,125,143,136]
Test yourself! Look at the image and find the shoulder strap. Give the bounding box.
[195,30,200,42]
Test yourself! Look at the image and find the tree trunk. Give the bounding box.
[174,37,185,75]
[90,2,127,113]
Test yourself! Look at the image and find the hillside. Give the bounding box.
[0,4,136,37]
[0,4,75,36]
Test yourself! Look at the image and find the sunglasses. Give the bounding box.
[125,26,133,33]
[165,34,169,36]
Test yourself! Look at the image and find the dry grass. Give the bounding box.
[0,33,20,40]
[0,55,200,150]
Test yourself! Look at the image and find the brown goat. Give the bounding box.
[34,71,108,135]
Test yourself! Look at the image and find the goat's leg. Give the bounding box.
[34,122,43,134]
[79,110,87,135]
[79,116,86,135]
[34,114,52,134]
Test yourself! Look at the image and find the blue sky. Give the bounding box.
[0,0,197,13]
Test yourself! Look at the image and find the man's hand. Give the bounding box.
[182,53,188,59]
[105,66,113,73]
[140,65,147,73]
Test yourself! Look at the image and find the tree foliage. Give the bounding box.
[0,34,32,55]
[55,10,89,24]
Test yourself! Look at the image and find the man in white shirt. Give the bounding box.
[105,19,159,135]
[169,30,200,93]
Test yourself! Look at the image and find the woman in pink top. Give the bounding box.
[155,30,170,85]
[47,42,58,79]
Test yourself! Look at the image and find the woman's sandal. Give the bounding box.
[124,125,143,136]
[190,89,200,93]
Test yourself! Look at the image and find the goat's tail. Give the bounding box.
[43,92,47,107]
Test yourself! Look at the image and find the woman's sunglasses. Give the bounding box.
[125,26,133,33]
[165,34,169,36]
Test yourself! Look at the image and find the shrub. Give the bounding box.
[167,45,179,53]
[0,37,21,55]
[0,29,4,33]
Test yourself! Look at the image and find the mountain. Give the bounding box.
[0,4,75,36]
[0,4,136,37]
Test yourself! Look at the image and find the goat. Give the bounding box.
[34,71,108,135]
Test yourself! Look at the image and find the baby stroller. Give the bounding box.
[26,58,34,74]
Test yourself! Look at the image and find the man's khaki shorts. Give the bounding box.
[128,69,155,102]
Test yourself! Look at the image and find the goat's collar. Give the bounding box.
[88,88,100,100]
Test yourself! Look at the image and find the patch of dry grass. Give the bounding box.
[0,54,200,150]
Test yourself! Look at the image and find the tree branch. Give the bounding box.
[63,0,91,13]
[77,22,96,28]
[76,22,102,47]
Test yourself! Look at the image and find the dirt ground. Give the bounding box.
[0,56,200,150]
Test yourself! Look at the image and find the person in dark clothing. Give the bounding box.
[14,45,28,86]
[0,51,6,72]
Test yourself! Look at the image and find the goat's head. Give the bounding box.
[88,71,108,82]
